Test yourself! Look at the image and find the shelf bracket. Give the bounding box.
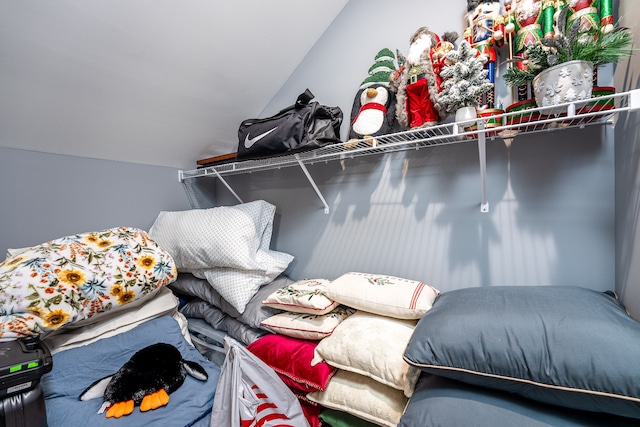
[477,120,489,213]
[213,169,244,204]
[295,154,330,214]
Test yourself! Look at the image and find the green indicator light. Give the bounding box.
[9,365,22,373]
[27,362,39,369]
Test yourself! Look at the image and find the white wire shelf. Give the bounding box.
[179,88,640,213]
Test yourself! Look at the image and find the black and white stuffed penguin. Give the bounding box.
[346,48,399,147]
[348,84,396,144]
[79,343,208,418]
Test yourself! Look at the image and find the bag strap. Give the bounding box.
[295,89,314,108]
[269,89,314,117]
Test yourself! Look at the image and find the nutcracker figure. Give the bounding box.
[504,0,556,102]
[563,0,614,34]
[465,0,505,109]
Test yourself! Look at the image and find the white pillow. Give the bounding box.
[195,247,294,314]
[43,287,179,354]
[307,370,408,427]
[5,247,30,259]
[325,272,439,319]
[149,200,282,271]
[311,311,420,397]
[262,278,338,314]
[261,306,355,340]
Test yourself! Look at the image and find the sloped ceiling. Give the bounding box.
[0,0,349,168]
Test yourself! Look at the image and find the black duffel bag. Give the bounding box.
[237,89,343,160]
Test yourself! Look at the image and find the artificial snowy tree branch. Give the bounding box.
[437,40,493,113]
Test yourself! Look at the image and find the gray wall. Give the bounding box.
[0,147,191,255]
[192,0,618,295]
[201,125,615,293]
[615,0,640,319]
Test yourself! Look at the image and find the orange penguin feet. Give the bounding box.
[140,389,170,412]
[105,400,134,418]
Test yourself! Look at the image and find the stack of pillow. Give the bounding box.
[259,278,354,339]
[249,272,440,427]
[171,272,293,346]
[149,200,294,316]
[400,286,640,426]
[246,278,354,427]
[149,200,297,346]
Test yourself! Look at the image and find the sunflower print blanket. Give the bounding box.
[0,227,177,340]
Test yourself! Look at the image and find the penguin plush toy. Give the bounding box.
[79,343,208,418]
[348,83,396,146]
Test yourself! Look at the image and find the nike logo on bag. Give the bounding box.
[244,127,278,149]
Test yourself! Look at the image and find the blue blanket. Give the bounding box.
[41,316,221,427]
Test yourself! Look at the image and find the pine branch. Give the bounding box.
[503,8,634,88]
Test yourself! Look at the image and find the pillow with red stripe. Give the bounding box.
[247,334,337,393]
[324,272,439,319]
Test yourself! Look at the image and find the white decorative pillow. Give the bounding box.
[307,370,408,427]
[325,272,439,319]
[262,278,338,315]
[312,311,420,397]
[149,200,286,272]
[261,306,355,340]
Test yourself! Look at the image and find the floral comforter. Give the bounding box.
[0,227,177,340]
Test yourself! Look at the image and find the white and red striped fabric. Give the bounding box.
[211,337,310,427]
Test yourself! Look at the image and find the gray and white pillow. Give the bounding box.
[149,200,286,272]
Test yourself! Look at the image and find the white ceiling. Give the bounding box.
[0,0,349,168]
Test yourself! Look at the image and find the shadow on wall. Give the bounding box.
[509,127,613,286]
[432,139,508,288]
[277,139,514,288]
[326,153,386,224]
[202,125,614,294]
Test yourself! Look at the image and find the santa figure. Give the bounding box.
[394,27,448,129]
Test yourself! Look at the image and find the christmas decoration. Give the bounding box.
[347,48,399,146]
[561,0,616,86]
[503,5,632,90]
[464,0,504,109]
[348,84,396,144]
[359,48,397,89]
[503,0,556,103]
[394,27,457,129]
[437,40,493,115]
[564,0,614,36]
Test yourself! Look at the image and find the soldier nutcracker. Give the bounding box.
[464,0,505,109]
[504,0,556,102]
[563,0,614,34]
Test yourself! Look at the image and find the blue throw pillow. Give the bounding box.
[403,286,640,419]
